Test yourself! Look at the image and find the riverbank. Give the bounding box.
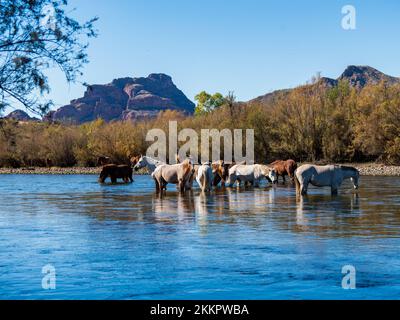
[0,163,399,176]
[342,163,400,176]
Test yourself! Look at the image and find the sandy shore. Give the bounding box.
[0,163,399,176]
[0,167,102,175]
[346,163,400,176]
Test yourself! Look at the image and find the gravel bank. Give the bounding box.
[0,163,399,176]
[347,163,400,176]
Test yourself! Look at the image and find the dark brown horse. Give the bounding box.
[270,159,297,183]
[99,164,133,183]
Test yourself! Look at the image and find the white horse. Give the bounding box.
[226,164,277,187]
[133,156,164,173]
[196,162,213,192]
[294,164,359,195]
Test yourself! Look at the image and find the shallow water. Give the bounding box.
[0,174,399,299]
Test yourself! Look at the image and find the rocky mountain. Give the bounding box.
[3,109,39,121]
[45,73,195,124]
[250,65,400,104]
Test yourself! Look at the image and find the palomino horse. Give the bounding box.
[294,164,359,195]
[133,155,164,173]
[196,162,213,192]
[226,164,277,187]
[152,159,194,193]
[270,159,297,183]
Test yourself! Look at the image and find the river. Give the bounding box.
[0,175,399,299]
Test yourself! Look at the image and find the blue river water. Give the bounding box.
[0,174,399,299]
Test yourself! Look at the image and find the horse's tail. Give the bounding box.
[294,169,300,196]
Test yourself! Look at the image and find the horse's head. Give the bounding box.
[212,160,224,175]
[351,170,360,189]
[261,166,277,184]
[134,155,145,171]
[269,169,278,184]
[130,155,140,168]
[341,166,360,190]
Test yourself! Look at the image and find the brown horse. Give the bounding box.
[270,159,297,183]
[99,164,133,183]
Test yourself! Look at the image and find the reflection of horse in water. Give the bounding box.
[295,164,359,195]
[295,192,360,234]
[153,193,195,222]
[195,193,210,229]
[224,186,276,215]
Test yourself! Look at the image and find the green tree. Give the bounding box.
[194,91,225,115]
[0,0,97,115]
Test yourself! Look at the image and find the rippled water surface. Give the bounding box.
[1,174,400,299]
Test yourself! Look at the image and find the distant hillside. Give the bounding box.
[250,65,400,104]
[44,73,195,124]
[3,110,39,121]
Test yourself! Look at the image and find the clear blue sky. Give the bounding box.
[37,0,400,112]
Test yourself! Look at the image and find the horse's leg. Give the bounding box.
[154,176,161,193]
[300,179,309,195]
[331,184,339,195]
[213,174,221,187]
[282,174,286,184]
[179,180,185,193]
[227,174,235,187]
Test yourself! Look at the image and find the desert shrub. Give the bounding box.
[1,80,400,167]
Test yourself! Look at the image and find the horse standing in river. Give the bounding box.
[152,159,194,193]
[98,164,133,183]
[294,164,359,196]
[270,159,297,183]
[227,164,277,187]
[196,162,213,192]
